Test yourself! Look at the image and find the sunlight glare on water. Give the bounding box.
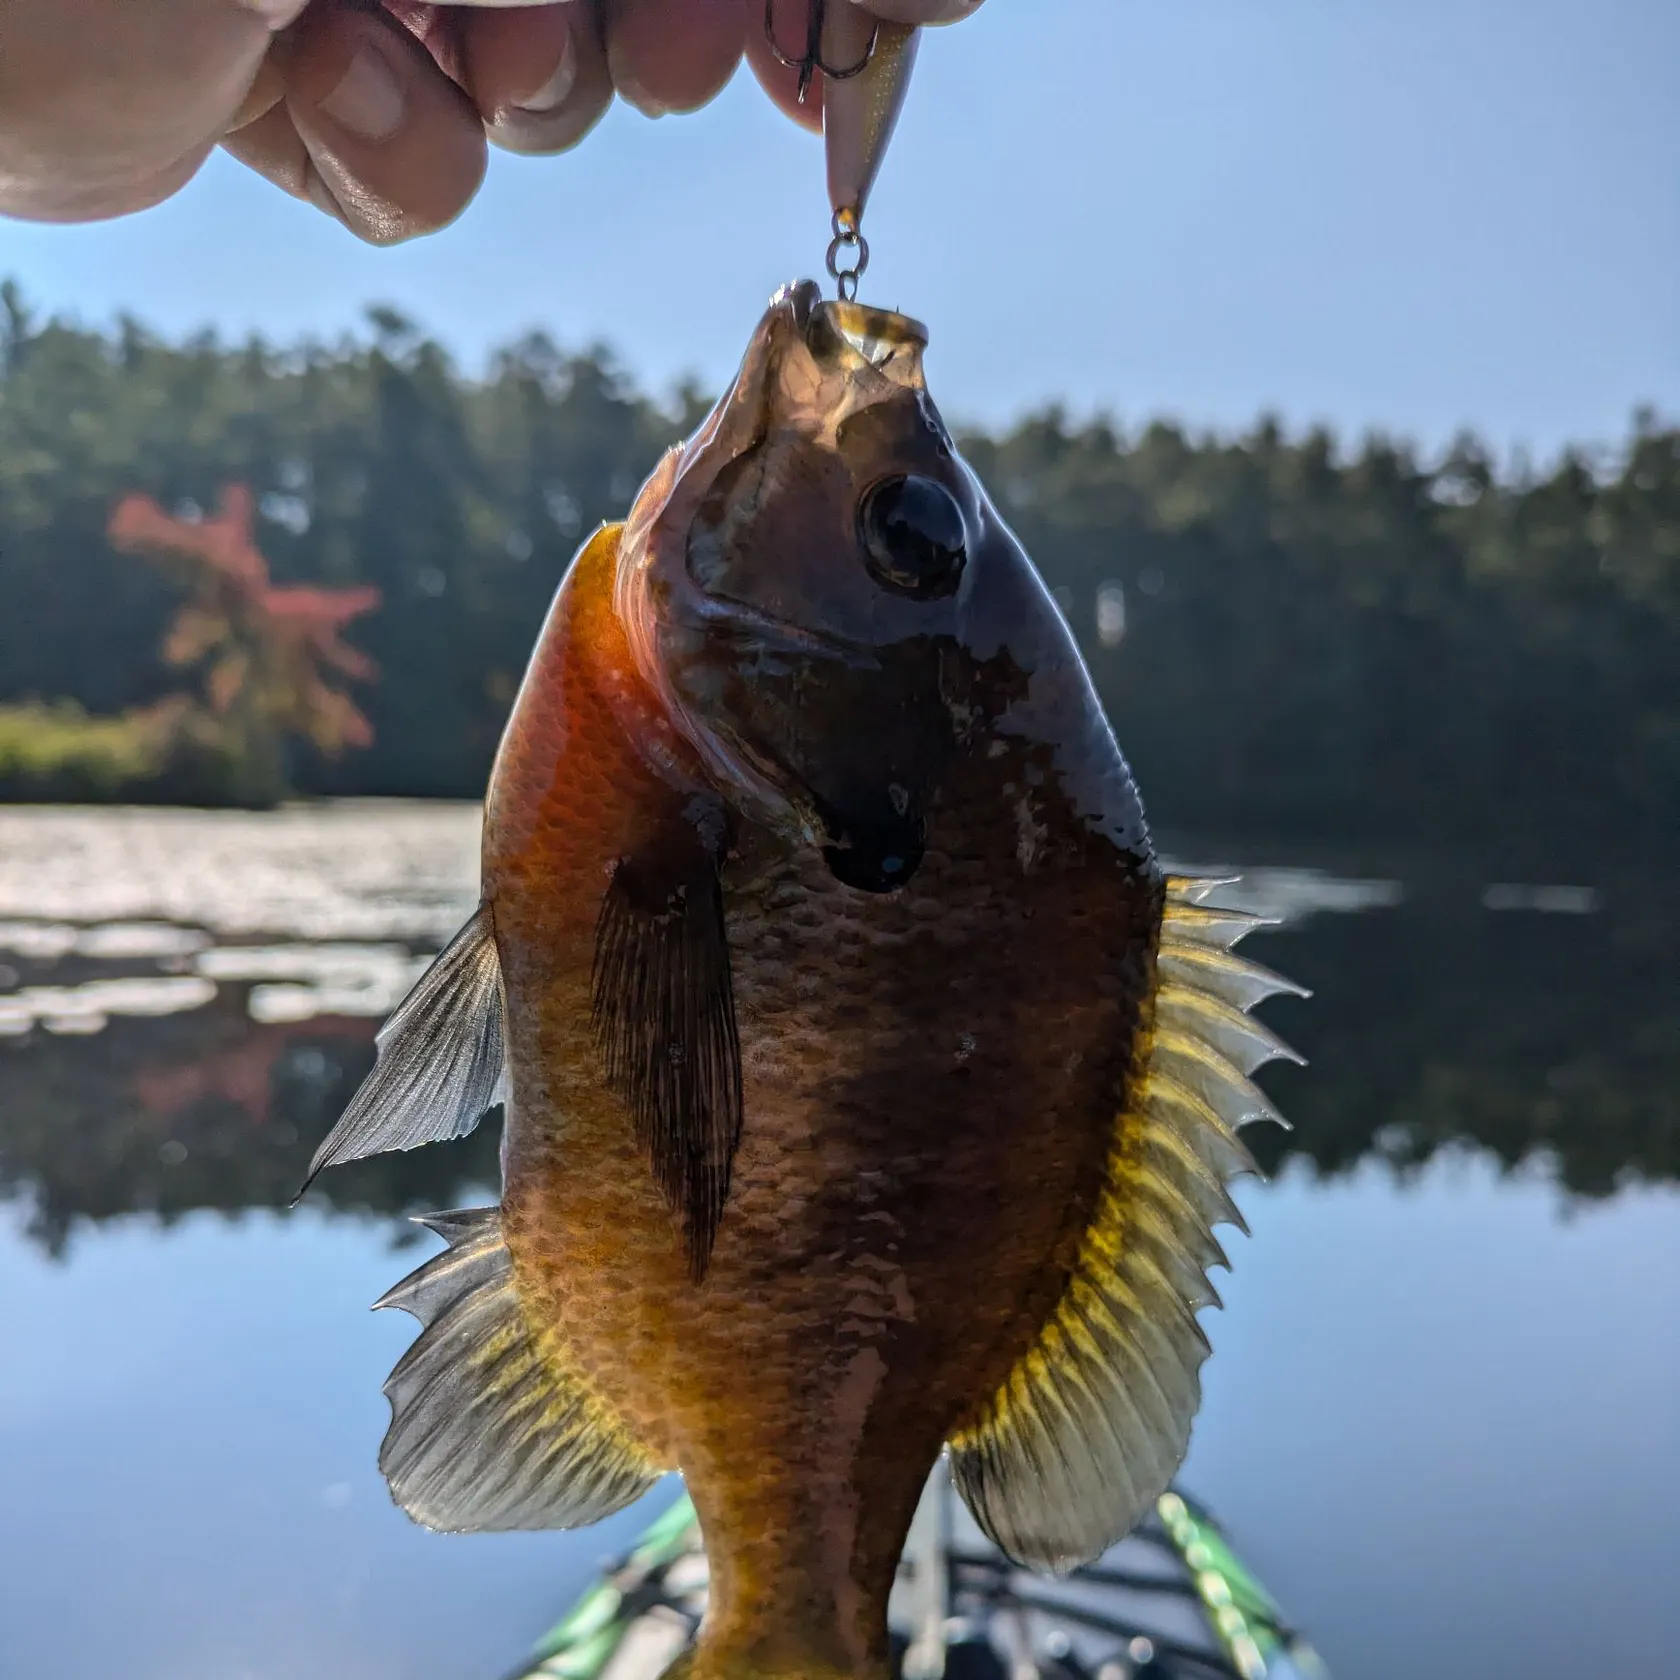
[0,802,482,942]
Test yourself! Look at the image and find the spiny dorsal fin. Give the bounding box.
[591,832,743,1282]
[948,873,1301,1573]
[298,905,506,1195]
[375,1207,663,1532]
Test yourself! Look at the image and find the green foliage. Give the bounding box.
[963,413,1680,869]
[0,697,283,806]
[1,285,1674,867]
[0,699,167,799]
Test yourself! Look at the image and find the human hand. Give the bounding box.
[0,1,983,246]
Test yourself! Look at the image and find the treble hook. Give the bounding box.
[763,0,879,106]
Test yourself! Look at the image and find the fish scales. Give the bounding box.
[503,786,1152,1675]
[303,281,1300,1680]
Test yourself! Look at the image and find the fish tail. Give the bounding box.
[672,1641,876,1680]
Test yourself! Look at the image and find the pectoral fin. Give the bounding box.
[298,905,505,1194]
[591,828,743,1282]
[948,875,1304,1573]
[375,1207,663,1532]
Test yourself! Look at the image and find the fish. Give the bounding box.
[302,279,1303,1680]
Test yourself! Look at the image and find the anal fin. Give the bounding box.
[299,905,506,1193]
[948,874,1301,1574]
[375,1207,663,1532]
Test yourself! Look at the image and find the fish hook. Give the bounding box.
[763,0,880,107]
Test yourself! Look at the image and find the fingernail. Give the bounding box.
[238,0,308,25]
[619,83,668,118]
[318,42,405,142]
[610,64,668,119]
[516,29,578,116]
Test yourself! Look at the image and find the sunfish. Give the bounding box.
[304,280,1301,1680]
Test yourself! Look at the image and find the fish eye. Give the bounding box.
[858,475,967,601]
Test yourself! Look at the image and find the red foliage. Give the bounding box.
[132,1016,378,1127]
[108,484,382,755]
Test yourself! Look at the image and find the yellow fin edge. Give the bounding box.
[376,1208,664,1533]
[946,875,1300,1573]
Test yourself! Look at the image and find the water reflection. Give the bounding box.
[0,983,506,1255]
[0,807,1673,1262]
[0,807,1673,1680]
[1241,866,1678,1201]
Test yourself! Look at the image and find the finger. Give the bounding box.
[604,0,747,118]
[464,2,615,155]
[745,0,824,134]
[848,0,984,22]
[227,53,289,133]
[0,0,303,223]
[382,0,469,87]
[272,0,487,244]
[221,86,315,201]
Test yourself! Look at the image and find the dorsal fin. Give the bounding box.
[947,874,1303,1573]
[298,905,506,1195]
[375,1207,663,1532]
[591,818,742,1282]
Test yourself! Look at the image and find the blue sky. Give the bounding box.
[3,0,1675,459]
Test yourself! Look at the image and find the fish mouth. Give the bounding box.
[614,280,943,871]
[812,294,930,373]
[619,281,900,667]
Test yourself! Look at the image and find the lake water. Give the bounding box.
[0,803,1674,1680]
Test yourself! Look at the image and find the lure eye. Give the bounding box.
[858,475,967,601]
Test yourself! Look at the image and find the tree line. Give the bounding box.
[2,280,1674,872]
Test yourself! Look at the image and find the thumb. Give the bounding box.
[0,0,307,223]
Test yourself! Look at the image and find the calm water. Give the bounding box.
[0,803,1674,1680]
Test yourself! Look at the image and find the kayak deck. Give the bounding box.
[503,1464,1330,1680]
